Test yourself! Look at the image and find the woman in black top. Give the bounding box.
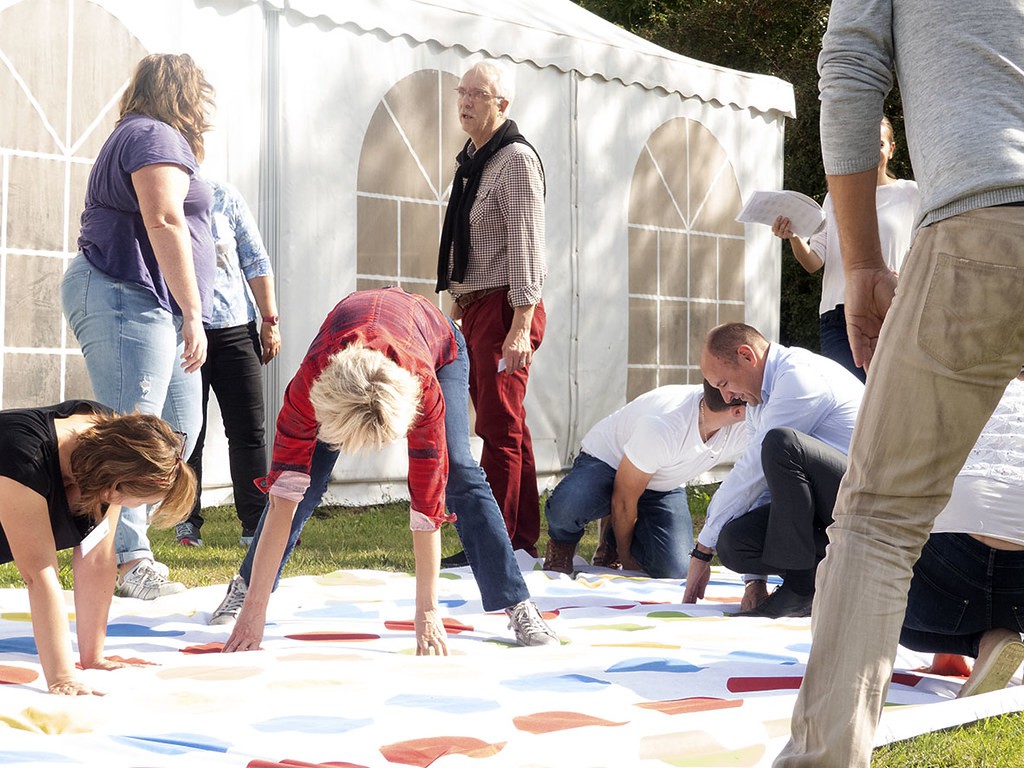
[0,401,195,695]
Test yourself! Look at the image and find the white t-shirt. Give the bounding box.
[580,385,749,493]
[932,378,1024,544]
[810,179,920,315]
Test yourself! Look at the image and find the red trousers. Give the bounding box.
[460,292,546,555]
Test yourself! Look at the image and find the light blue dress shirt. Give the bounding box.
[697,344,864,550]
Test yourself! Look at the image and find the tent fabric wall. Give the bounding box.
[0,0,793,504]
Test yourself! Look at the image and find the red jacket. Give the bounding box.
[258,288,458,528]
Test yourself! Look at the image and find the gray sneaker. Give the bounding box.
[209,575,248,625]
[505,600,559,646]
[175,521,203,547]
[115,559,186,600]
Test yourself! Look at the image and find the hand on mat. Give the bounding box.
[82,657,133,672]
[844,264,897,372]
[49,678,104,696]
[223,607,266,653]
[683,557,711,604]
[919,653,971,677]
[618,552,642,572]
[740,581,769,612]
[415,608,449,656]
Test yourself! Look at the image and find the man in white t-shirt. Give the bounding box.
[542,381,747,578]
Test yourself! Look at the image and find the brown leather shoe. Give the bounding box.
[592,530,621,569]
[543,539,577,574]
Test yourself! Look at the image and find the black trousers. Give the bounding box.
[186,322,267,534]
[717,427,847,576]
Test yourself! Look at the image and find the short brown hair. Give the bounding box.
[702,379,744,412]
[69,412,196,528]
[119,53,215,162]
[704,323,768,365]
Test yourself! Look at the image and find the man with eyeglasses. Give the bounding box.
[436,61,547,564]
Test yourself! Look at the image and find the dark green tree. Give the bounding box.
[575,1,909,349]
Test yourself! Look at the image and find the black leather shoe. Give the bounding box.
[734,584,813,618]
[440,550,470,568]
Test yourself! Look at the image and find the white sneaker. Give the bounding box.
[115,559,186,600]
[505,600,559,646]
[209,575,248,625]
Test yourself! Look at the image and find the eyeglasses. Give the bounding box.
[454,87,501,103]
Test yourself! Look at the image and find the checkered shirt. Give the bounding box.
[445,142,546,307]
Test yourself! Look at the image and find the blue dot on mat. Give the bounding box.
[114,733,231,754]
[503,673,612,692]
[0,637,37,654]
[106,624,186,638]
[0,752,75,764]
[605,657,702,674]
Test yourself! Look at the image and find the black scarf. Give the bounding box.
[436,120,544,291]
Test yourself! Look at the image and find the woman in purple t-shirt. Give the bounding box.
[61,53,216,601]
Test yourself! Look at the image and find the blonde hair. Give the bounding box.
[119,53,215,162]
[69,412,197,528]
[309,346,422,454]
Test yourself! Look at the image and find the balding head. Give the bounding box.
[700,323,771,405]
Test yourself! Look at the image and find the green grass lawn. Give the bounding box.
[1,488,1023,764]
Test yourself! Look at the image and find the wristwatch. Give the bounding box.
[689,546,713,562]
[262,315,279,326]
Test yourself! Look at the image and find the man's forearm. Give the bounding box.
[826,170,885,274]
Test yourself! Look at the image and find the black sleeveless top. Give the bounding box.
[0,400,112,564]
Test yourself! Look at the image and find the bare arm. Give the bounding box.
[223,493,297,652]
[502,303,536,373]
[772,216,824,273]
[71,506,120,672]
[826,169,896,371]
[0,478,91,694]
[132,163,207,372]
[247,275,281,364]
[411,528,448,656]
[610,457,654,572]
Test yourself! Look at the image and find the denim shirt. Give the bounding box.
[206,180,273,330]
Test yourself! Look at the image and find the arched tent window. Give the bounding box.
[627,117,745,400]
[356,69,463,302]
[0,0,146,407]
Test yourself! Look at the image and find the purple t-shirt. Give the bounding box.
[78,114,215,321]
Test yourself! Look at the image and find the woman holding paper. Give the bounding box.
[772,117,918,382]
[0,402,195,695]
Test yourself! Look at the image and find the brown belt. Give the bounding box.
[453,286,508,310]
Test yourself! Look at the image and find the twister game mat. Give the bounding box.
[2,553,1023,767]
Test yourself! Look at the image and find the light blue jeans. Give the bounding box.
[239,319,528,612]
[61,253,202,564]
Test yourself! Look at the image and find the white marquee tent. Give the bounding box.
[0,0,794,504]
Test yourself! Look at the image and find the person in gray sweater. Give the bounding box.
[776,2,1024,766]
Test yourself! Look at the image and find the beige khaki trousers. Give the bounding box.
[776,205,1024,767]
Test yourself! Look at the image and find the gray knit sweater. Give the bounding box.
[818,0,1024,227]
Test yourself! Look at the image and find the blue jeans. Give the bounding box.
[545,452,693,578]
[61,253,202,564]
[900,532,1024,658]
[819,306,867,383]
[240,319,528,612]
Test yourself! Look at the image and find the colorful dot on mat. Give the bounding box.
[106,623,186,638]
[386,694,500,714]
[181,642,227,654]
[0,665,38,685]
[114,733,231,755]
[0,637,37,654]
[645,610,693,619]
[0,613,33,622]
[635,697,743,715]
[891,672,923,687]
[156,665,263,682]
[503,673,611,692]
[512,711,629,734]
[379,736,505,767]
[726,676,802,693]
[383,618,473,634]
[0,752,75,764]
[252,715,373,734]
[284,632,381,642]
[606,658,702,674]
[296,604,380,619]
[439,572,461,581]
